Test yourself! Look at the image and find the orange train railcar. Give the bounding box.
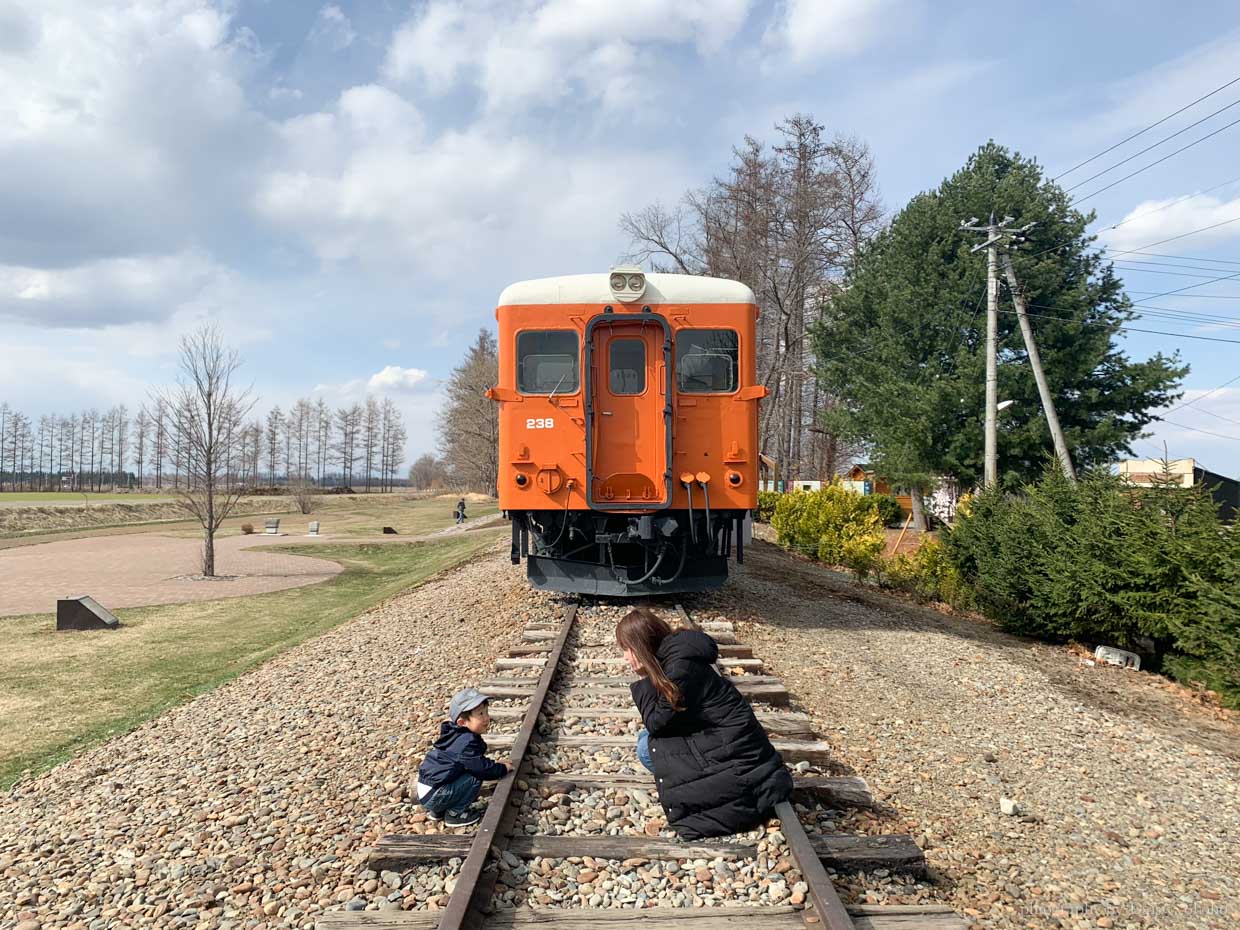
[488,268,765,596]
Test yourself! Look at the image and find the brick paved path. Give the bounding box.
[0,533,343,617]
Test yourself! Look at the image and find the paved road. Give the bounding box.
[0,533,342,618]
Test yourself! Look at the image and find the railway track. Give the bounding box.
[318,600,966,930]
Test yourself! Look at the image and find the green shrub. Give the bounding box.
[771,486,886,577]
[755,490,781,524]
[882,536,974,609]
[945,465,1240,707]
[864,493,906,528]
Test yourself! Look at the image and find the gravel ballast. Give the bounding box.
[697,539,1240,930]
[5,535,1237,930]
[0,541,560,928]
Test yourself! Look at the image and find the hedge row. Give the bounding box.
[769,486,887,577]
[942,468,1238,706]
[761,468,1240,707]
[756,489,904,527]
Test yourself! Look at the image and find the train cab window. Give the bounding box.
[608,338,645,395]
[676,329,738,393]
[517,331,580,394]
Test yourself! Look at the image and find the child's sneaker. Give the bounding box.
[444,808,481,828]
[425,809,443,822]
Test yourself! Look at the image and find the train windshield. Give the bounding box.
[518,330,580,394]
[676,329,738,393]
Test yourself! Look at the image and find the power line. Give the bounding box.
[1163,372,1240,415]
[1073,112,1240,204]
[1128,302,1240,326]
[1104,249,1240,266]
[1017,304,1240,344]
[1193,405,1240,428]
[1137,267,1240,301]
[1157,417,1240,442]
[1062,96,1240,194]
[1113,257,1240,274]
[1098,174,1240,232]
[1113,265,1233,280]
[1128,292,1240,298]
[1054,73,1240,180]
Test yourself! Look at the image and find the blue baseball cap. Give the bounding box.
[449,687,490,722]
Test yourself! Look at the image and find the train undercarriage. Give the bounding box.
[508,508,751,597]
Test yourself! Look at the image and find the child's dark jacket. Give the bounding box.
[418,721,507,788]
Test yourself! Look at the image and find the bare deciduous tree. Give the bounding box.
[159,325,255,576]
[621,114,882,485]
[409,453,449,490]
[437,328,499,494]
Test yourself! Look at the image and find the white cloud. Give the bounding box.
[1098,192,1240,255]
[0,251,233,328]
[0,0,271,272]
[368,365,429,392]
[256,88,688,274]
[383,0,752,113]
[763,0,898,67]
[310,4,355,50]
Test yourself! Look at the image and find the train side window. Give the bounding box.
[676,329,738,393]
[517,331,580,394]
[608,338,645,395]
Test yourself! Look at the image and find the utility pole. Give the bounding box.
[1000,244,1076,481]
[961,214,1004,488]
[962,215,1077,487]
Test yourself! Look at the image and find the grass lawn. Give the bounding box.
[200,493,498,540]
[0,530,504,789]
[0,492,497,546]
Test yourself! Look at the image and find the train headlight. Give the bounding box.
[609,265,646,302]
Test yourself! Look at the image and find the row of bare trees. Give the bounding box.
[621,113,884,482]
[0,404,133,493]
[0,393,407,494]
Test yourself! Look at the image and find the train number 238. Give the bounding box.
[525,417,555,429]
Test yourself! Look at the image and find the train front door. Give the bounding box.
[587,318,670,508]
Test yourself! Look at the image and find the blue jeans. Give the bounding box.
[636,729,655,774]
[421,773,481,815]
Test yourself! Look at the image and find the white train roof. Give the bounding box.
[497,273,756,307]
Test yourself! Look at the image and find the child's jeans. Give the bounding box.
[421,773,482,815]
[636,729,655,774]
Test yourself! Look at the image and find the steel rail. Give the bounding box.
[435,601,579,930]
[676,604,855,930]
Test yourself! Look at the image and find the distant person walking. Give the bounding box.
[455,499,467,525]
[616,608,792,840]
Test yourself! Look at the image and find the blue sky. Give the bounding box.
[3,0,1240,476]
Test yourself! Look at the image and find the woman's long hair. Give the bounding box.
[616,608,683,711]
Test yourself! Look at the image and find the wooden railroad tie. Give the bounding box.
[511,644,754,659]
[484,734,835,767]
[318,904,965,929]
[488,706,815,740]
[526,773,873,810]
[481,677,790,707]
[367,832,926,877]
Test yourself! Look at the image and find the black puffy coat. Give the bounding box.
[630,630,793,839]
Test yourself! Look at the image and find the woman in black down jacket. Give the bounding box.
[617,608,793,840]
